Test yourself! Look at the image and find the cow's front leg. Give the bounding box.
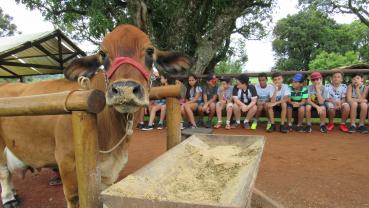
[0,165,18,208]
[58,157,79,208]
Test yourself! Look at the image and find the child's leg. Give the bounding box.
[319,106,327,125]
[267,103,275,124]
[254,102,264,122]
[287,106,293,125]
[341,103,350,124]
[209,102,216,123]
[358,103,368,126]
[184,103,198,126]
[306,105,312,125]
[326,103,336,124]
[246,105,257,122]
[159,104,166,123]
[226,103,233,123]
[148,104,160,125]
[216,101,225,123]
[349,101,358,126]
[280,102,287,125]
[298,106,305,126]
[233,103,241,123]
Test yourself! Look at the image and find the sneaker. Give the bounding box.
[196,120,205,127]
[243,122,250,129]
[348,125,356,133]
[267,124,276,133]
[190,125,197,129]
[142,124,154,131]
[231,123,240,129]
[137,123,145,130]
[296,125,304,132]
[339,124,349,132]
[320,125,327,133]
[205,120,212,128]
[266,123,272,131]
[327,123,334,131]
[305,125,312,133]
[280,125,288,133]
[251,121,257,130]
[288,125,293,132]
[157,123,164,130]
[357,125,369,134]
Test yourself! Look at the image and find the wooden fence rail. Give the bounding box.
[0,85,181,208]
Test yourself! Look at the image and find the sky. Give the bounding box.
[0,0,358,72]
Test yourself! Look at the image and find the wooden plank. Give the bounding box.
[0,89,105,116]
[102,134,265,208]
[149,85,181,100]
[166,97,181,150]
[72,111,101,208]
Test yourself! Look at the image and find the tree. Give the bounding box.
[309,51,361,70]
[15,0,276,74]
[214,60,243,75]
[272,8,341,71]
[299,0,369,28]
[0,8,19,37]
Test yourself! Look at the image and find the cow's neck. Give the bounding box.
[90,72,131,154]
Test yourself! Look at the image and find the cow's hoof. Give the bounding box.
[3,200,19,208]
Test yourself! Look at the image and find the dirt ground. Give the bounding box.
[9,124,369,208]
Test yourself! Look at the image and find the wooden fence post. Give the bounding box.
[72,111,101,208]
[166,97,181,150]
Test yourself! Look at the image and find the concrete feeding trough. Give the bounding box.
[101,134,265,208]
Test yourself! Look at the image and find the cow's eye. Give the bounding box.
[146,48,154,56]
[99,50,106,60]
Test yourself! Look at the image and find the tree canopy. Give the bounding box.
[15,0,276,74]
[309,51,361,70]
[299,0,369,28]
[0,8,19,37]
[273,7,369,71]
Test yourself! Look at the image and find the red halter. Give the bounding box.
[107,57,150,81]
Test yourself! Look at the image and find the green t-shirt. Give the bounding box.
[289,86,308,102]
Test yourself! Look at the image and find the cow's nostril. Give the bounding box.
[132,85,141,95]
[111,86,119,95]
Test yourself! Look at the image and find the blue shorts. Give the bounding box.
[287,103,305,109]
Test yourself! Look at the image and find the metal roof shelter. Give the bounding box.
[0,30,86,78]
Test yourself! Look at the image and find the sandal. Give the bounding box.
[213,122,222,129]
[225,124,231,130]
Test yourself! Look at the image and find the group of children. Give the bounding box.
[138,71,369,134]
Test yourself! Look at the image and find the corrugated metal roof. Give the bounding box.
[0,30,86,78]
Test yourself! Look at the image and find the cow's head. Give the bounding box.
[64,24,192,113]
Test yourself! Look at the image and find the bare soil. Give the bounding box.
[7,125,369,208]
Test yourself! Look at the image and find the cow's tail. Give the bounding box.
[4,147,30,179]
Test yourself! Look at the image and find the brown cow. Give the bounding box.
[0,24,192,208]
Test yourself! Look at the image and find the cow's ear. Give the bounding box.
[64,55,102,81]
[155,51,193,74]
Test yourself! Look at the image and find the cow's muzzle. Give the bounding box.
[106,80,149,113]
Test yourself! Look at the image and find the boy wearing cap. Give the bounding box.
[214,77,234,129]
[252,73,274,130]
[287,73,308,132]
[232,74,258,129]
[324,71,350,132]
[266,72,290,133]
[346,73,369,133]
[306,72,327,133]
[200,74,218,128]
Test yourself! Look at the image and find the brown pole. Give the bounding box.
[72,111,101,208]
[149,85,181,100]
[166,97,181,150]
[0,90,105,116]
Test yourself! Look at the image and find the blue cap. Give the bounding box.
[292,73,304,82]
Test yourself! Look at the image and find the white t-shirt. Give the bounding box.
[269,84,291,102]
[324,84,347,101]
[255,84,274,102]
